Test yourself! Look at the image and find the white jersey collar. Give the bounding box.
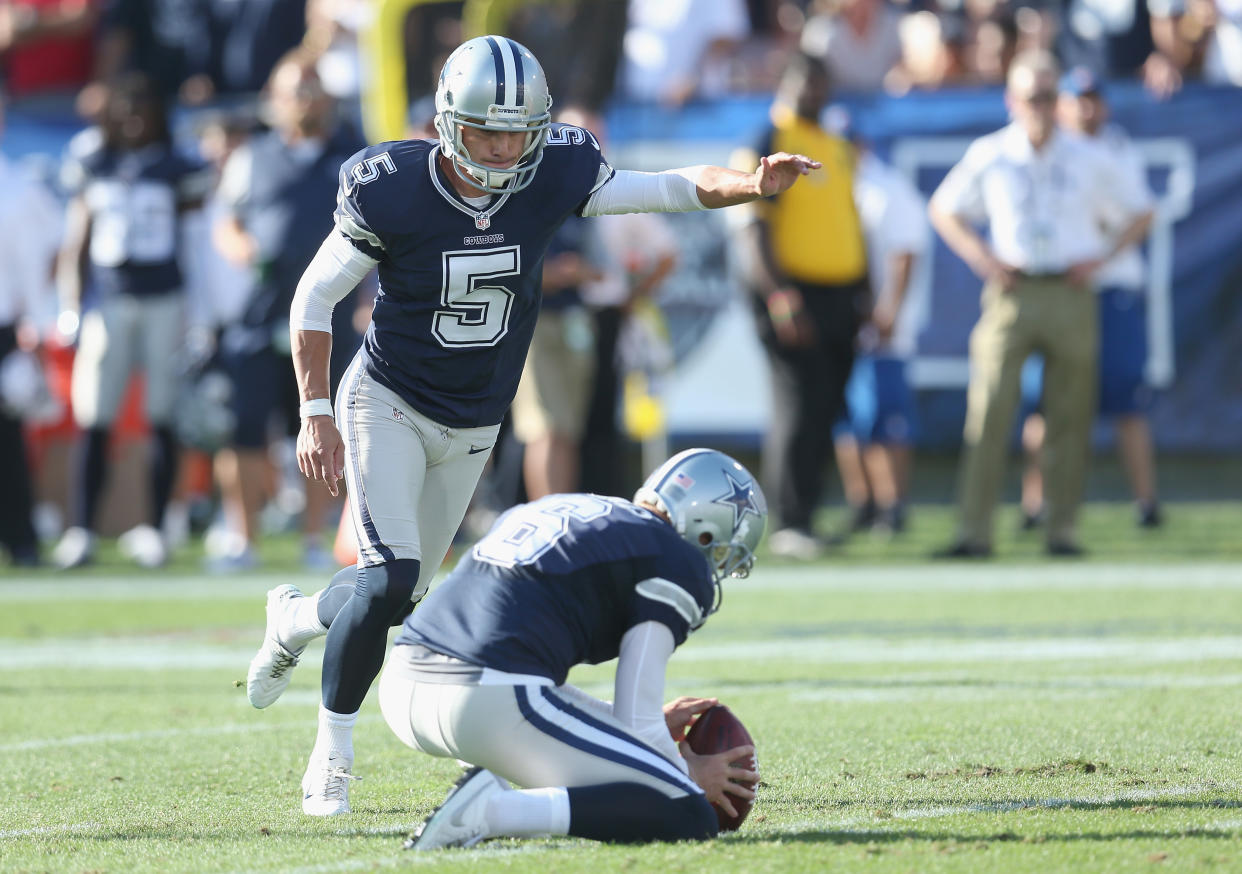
[427,145,513,230]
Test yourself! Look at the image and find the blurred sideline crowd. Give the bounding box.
[0,0,1231,570]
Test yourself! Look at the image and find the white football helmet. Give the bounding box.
[434,35,552,194]
[635,448,768,601]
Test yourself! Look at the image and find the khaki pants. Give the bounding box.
[957,277,1098,547]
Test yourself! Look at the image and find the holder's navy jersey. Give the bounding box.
[62,135,211,301]
[395,494,715,684]
[334,125,613,428]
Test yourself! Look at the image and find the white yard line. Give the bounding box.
[0,639,322,670]
[0,821,103,839]
[0,714,383,754]
[742,563,1242,592]
[4,563,1242,601]
[4,634,1242,671]
[679,635,1242,665]
[0,574,312,601]
[793,782,1241,832]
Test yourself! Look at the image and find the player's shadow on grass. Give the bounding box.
[729,826,1240,845]
[729,797,1242,844]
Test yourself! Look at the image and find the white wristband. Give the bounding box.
[299,398,334,419]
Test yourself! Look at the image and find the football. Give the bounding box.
[683,704,758,831]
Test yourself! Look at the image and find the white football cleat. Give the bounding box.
[118,524,168,568]
[246,585,306,708]
[302,755,357,816]
[403,767,508,851]
[52,526,95,570]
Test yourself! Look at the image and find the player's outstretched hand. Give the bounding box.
[756,152,821,197]
[680,741,759,819]
[663,696,719,742]
[297,416,345,497]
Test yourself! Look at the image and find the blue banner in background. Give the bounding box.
[607,83,1242,451]
[5,85,1240,451]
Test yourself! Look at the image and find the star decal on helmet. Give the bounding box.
[713,472,762,531]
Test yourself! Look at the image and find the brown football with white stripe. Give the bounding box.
[684,704,757,831]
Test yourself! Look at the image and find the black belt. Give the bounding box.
[1014,270,1068,280]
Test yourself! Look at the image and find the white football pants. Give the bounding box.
[378,652,701,799]
[335,352,499,597]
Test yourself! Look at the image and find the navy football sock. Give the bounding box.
[149,425,177,529]
[567,784,717,843]
[320,558,420,713]
[75,426,110,530]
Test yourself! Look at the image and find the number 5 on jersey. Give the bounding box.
[433,247,520,347]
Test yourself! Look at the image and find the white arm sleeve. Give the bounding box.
[614,620,686,772]
[289,232,379,334]
[581,168,707,217]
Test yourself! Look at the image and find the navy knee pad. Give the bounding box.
[316,564,359,628]
[354,558,421,623]
[316,561,423,629]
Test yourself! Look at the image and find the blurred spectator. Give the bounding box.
[52,73,213,569]
[493,0,627,112]
[830,109,929,536]
[1058,0,1193,98]
[205,0,307,95]
[401,0,462,104]
[1020,68,1163,529]
[887,10,968,92]
[80,0,307,118]
[0,0,99,99]
[967,11,1019,84]
[210,47,364,570]
[1189,0,1242,85]
[304,0,371,124]
[81,0,215,115]
[511,214,600,499]
[801,0,903,93]
[547,104,679,498]
[0,88,61,566]
[928,50,1154,558]
[735,53,869,560]
[620,0,751,105]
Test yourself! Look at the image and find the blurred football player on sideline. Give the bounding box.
[243,35,819,816]
[382,448,764,850]
[53,73,212,570]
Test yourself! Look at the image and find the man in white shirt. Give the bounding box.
[928,50,1153,557]
[1019,68,1163,531]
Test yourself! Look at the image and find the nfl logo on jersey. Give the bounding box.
[475,214,491,230]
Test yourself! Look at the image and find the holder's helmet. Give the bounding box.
[434,36,553,194]
[635,449,767,612]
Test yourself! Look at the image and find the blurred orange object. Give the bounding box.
[333,501,357,566]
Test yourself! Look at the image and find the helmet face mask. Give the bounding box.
[434,36,553,194]
[635,449,768,614]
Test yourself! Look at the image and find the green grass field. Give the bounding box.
[4,502,1242,873]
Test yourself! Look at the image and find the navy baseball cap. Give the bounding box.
[1059,67,1103,98]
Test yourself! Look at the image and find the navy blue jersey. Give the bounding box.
[395,494,715,684]
[62,136,211,300]
[334,124,612,427]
